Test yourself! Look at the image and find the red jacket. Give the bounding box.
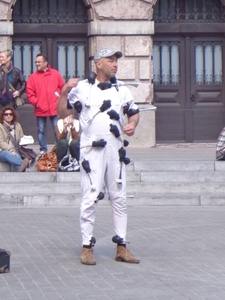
[26,65,65,116]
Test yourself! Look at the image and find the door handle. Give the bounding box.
[190,92,195,102]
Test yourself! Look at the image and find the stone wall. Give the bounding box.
[0,0,15,50]
[88,0,156,146]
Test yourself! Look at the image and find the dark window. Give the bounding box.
[12,0,88,24]
[153,41,180,85]
[195,41,223,85]
[153,0,225,23]
[13,40,86,81]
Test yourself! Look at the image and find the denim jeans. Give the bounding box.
[0,150,22,171]
[37,116,58,152]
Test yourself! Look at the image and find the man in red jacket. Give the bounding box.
[26,53,65,154]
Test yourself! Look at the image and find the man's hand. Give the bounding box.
[58,78,79,119]
[123,122,136,136]
[12,90,20,98]
[65,78,79,91]
[123,113,139,136]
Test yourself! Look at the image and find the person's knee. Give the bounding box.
[56,139,68,155]
[58,139,68,147]
[70,139,80,149]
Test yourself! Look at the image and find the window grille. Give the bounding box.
[153,41,180,85]
[195,41,223,85]
[12,0,88,24]
[13,42,42,81]
[13,41,86,81]
[153,0,225,23]
[57,42,86,81]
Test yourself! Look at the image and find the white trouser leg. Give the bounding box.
[80,146,106,245]
[106,137,127,242]
[80,135,127,245]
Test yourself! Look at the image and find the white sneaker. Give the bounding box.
[38,150,46,157]
[68,158,80,172]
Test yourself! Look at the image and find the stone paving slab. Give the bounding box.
[0,206,225,299]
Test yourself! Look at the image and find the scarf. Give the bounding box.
[0,62,13,94]
[2,120,17,149]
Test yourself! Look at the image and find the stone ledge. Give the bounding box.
[0,162,10,172]
[0,21,13,35]
[88,20,154,36]
[215,160,225,171]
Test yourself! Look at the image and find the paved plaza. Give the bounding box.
[1,205,225,300]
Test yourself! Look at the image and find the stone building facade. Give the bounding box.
[0,0,156,147]
[1,0,225,146]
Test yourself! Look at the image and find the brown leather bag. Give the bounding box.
[36,151,58,172]
[18,146,37,164]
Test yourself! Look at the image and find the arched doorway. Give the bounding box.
[153,0,225,143]
[12,0,88,144]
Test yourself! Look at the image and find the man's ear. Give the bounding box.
[96,60,102,69]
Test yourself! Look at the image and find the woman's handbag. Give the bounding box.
[18,146,37,164]
[36,151,58,172]
[14,96,25,108]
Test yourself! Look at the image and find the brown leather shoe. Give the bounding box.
[81,247,96,265]
[18,158,29,172]
[115,245,140,263]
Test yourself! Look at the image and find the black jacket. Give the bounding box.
[10,67,26,95]
[0,66,26,96]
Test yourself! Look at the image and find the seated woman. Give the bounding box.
[55,111,80,171]
[0,106,29,171]
[216,126,225,160]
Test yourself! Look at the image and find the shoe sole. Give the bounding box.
[115,257,140,263]
[81,260,96,265]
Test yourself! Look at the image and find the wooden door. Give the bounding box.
[189,37,225,142]
[153,36,225,142]
[153,37,186,142]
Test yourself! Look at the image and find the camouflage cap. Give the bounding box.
[94,48,122,62]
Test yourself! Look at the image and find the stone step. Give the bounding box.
[129,160,216,171]
[127,194,225,206]
[1,168,224,183]
[128,182,225,194]
[140,171,225,183]
[1,193,225,207]
[1,159,223,173]
[1,170,225,185]
[0,146,224,206]
[1,180,225,196]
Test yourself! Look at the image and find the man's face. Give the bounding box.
[96,55,118,80]
[0,52,11,66]
[35,56,48,71]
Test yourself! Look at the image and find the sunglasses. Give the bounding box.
[3,113,13,116]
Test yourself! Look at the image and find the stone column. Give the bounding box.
[0,0,14,50]
[88,0,156,147]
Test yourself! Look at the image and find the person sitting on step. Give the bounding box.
[54,110,80,171]
[216,126,225,161]
[0,106,29,171]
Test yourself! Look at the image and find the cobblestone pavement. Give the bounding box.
[1,205,225,300]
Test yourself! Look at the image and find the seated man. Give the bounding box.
[54,111,80,171]
[216,127,225,160]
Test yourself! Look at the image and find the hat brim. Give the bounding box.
[111,51,123,59]
[94,50,123,62]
